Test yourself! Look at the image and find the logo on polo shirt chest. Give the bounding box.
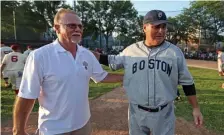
[83,61,88,70]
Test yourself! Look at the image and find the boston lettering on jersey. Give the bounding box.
[132,59,172,76]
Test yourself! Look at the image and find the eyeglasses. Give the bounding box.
[59,23,83,30]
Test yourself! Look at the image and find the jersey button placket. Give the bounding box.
[148,48,155,106]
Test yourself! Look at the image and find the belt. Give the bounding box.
[138,104,168,112]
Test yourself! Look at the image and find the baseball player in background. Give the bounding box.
[1,42,13,87]
[1,45,26,95]
[93,10,203,135]
[217,48,224,88]
[23,45,34,58]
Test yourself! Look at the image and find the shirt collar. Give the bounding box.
[139,40,169,50]
[53,39,84,53]
[143,40,166,48]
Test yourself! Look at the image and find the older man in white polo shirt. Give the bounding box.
[13,8,123,135]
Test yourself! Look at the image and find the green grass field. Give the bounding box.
[175,67,224,133]
[1,67,223,133]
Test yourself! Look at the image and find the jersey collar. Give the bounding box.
[53,39,84,53]
[142,40,169,50]
[143,40,165,49]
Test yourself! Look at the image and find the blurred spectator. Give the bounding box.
[217,48,224,89]
[23,45,34,58]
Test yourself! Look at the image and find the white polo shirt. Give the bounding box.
[18,40,108,135]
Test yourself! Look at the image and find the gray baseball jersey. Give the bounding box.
[23,49,33,58]
[108,41,194,107]
[1,46,12,62]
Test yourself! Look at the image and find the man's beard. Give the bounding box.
[71,37,81,44]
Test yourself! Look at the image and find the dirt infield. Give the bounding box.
[1,60,221,135]
[186,59,217,70]
[91,88,218,135]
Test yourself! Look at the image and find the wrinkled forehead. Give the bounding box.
[59,13,82,24]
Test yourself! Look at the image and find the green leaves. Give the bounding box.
[1,1,142,46]
[76,1,139,50]
[167,1,224,46]
[1,1,72,40]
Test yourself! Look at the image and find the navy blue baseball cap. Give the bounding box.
[143,10,168,25]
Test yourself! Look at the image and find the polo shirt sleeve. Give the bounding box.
[18,51,44,99]
[90,53,108,83]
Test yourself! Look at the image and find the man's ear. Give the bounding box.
[53,24,60,34]
[143,24,147,33]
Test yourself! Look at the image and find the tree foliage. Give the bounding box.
[1,1,71,40]
[168,1,224,46]
[3,0,222,48]
[76,0,138,50]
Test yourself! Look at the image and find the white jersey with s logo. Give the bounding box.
[1,46,12,61]
[2,52,26,71]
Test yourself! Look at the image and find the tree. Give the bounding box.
[76,1,138,50]
[1,1,72,40]
[188,1,224,44]
[32,1,72,40]
[167,1,224,47]
[117,15,144,46]
[1,1,46,40]
[102,1,138,50]
[76,1,97,38]
[33,1,72,27]
[1,1,19,39]
[16,1,47,40]
[128,15,144,43]
[167,10,195,45]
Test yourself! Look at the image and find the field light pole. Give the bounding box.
[13,10,17,42]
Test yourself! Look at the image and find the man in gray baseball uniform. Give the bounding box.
[93,10,203,135]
